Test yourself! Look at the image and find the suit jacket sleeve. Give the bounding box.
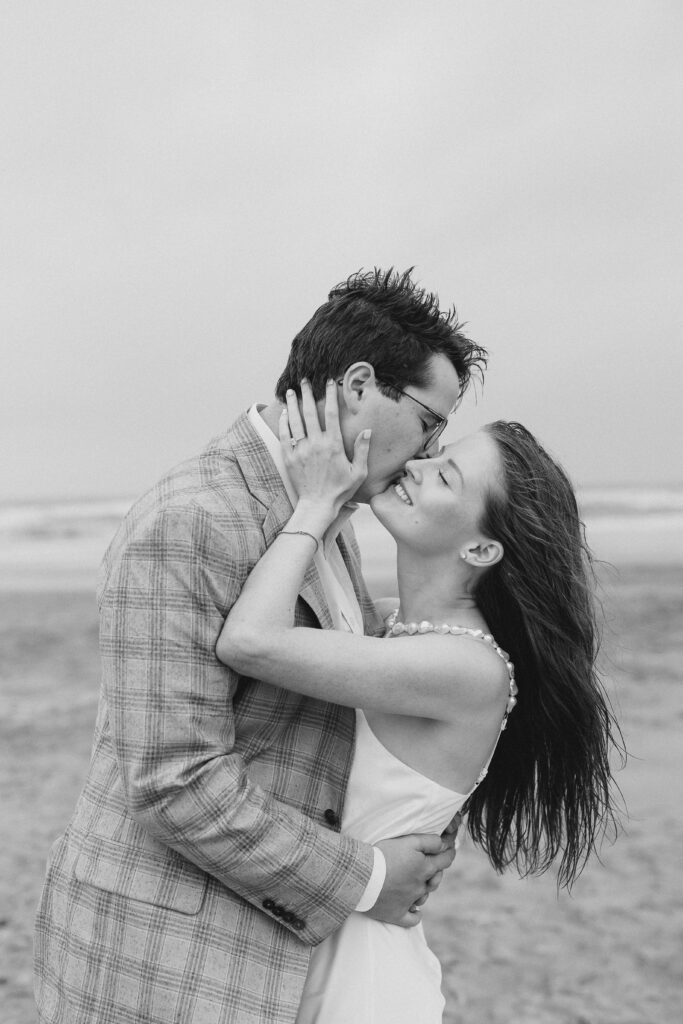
[99,500,374,944]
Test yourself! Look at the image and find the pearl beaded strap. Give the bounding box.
[384,610,518,730]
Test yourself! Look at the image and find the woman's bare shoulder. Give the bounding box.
[418,630,512,713]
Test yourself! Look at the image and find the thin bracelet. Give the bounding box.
[280,530,320,553]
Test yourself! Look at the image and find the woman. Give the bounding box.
[217,380,621,1024]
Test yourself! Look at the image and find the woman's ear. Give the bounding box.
[460,539,504,568]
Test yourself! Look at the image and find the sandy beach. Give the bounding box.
[1,561,681,1023]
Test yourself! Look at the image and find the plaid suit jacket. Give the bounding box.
[34,412,385,1024]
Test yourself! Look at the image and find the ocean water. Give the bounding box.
[1,487,682,591]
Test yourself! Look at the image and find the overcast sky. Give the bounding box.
[3,1,681,500]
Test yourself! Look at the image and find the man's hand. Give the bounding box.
[442,810,463,845]
[367,832,457,928]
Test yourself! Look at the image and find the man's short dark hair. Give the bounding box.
[275,267,487,402]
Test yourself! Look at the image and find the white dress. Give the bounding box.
[296,629,517,1024]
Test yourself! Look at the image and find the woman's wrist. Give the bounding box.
[287,500,336,540]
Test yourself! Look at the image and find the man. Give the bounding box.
[34,268,487,1023]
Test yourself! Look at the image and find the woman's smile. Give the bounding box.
[393,480,413,506]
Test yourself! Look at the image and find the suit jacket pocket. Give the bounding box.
[73,830,208,915]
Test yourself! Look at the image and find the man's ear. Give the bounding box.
[460,539,504,568]
[338,362,375,411]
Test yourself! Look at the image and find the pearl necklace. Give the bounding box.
[385,611,518,722]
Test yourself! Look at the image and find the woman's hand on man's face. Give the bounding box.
[280,378,371,519]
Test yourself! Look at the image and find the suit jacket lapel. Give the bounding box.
[336,527,385,638]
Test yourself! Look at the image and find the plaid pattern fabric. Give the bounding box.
[34,412,384,1024]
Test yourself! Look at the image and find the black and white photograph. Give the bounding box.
[2,3,681,1022]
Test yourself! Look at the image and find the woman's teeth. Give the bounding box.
[394,482,412,506]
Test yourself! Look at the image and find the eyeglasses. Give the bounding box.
[337,377,450,452]
[384,383,450,451]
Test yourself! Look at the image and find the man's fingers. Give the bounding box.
[416,833,448,856]
[371,832,458,928]
[411,832,456,878]
[425,846,455,876]
[440,830,456,851]
[442,811,463,837]
[425,870,443,892]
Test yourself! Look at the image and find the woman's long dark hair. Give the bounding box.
[465,421,623,888]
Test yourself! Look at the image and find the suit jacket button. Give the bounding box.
[324,808,339,827]
[263,898,276,911]
[292,918,306,931]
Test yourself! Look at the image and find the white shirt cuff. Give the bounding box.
[354,846,387,912]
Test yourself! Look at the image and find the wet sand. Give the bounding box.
[1,565,681,1022]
